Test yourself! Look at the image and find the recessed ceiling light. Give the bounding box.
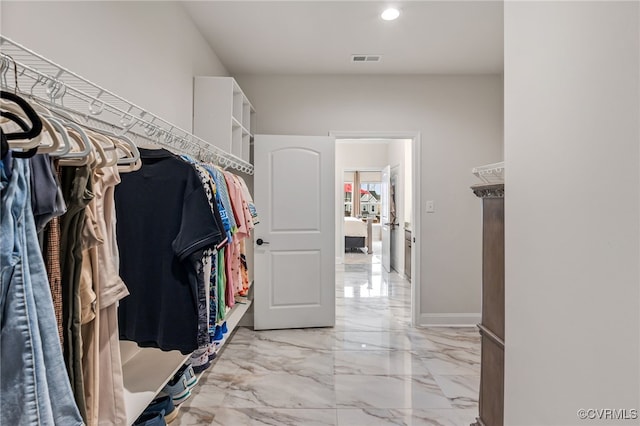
[381,8,400,21]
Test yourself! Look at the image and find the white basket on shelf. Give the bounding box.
[472,161,504,184]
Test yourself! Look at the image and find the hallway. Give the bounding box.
[175,254,481,425]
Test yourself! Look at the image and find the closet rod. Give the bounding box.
[0,35,253,175]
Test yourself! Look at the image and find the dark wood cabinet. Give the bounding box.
[471,183,504,426]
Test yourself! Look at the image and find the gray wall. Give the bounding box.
[504,1,640,423]
[236,74,504,324]
[1,1,228,131]
[2,1,504,326]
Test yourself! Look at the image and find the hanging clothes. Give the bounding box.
[232,174,256,296]
[44,209,65,344]
[223,171,255,297]
[79,174,101,426]
[180,155,228,351]
[78,163,130,426]
[59,163,94,422]
[2,83,259,424]
[96,166,129,426]
[0,156,83,425]
[43,159,65,345]
[238,174,259,225]
[115,148,225,354]
[93,164,129,426]
[30,153,66,231]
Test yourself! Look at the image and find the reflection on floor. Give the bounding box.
[174,252,481,425]
[344,240,382,265]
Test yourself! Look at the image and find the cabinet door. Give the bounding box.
[482,197,505,340]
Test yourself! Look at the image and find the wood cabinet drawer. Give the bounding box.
[479,330,504,426]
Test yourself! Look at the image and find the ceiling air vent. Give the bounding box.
[351,54,382,63]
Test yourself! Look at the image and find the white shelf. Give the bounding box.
[242,134,251,164]
[121,342,189,425]
[196,297,253,381]
[0,36,252,175]
[242,101,251,129]
[121,294,254,424]
[472,161,504,184]
[221,297,252,347]
[194,77,255,164]
[232,126,243,158]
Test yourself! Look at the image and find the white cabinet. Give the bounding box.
[193,77,255,163]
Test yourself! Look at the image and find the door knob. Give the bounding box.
[256,238,269,246]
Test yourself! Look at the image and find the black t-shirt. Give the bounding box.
[115,148,224,353]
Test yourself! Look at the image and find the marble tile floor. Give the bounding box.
[173,258,480,426]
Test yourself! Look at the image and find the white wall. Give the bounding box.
[0,1,228,131]
[337,141,389,170]
[236,74,503,324]
[504,2,640,424]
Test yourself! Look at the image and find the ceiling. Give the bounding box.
[182,1,504,75]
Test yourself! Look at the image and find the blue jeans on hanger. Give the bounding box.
[1,158,83,425]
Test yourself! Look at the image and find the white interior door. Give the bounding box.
[381,165,391,272]
[389,169,399,272]
[253,134,335,330]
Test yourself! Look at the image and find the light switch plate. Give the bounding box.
[426,200,435,213]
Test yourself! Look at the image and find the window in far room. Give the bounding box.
[344,182,353,217]
[360,182,382,222]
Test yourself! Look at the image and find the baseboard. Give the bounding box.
[419,313,481,327]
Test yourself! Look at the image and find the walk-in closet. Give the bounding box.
[2,1,639,425]
[0,33,258,425]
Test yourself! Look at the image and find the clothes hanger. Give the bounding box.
[19,98,68,154]
[39,95,139,167]
[86,129,116,167]
[1,128,8,160]
[0,102,45,150]
[115,140,142,173]
[28,96,108,161]
[0,91,43,144]
[0,58,47,150]
[61,129,90,166]
[59,122,93,166]
[1,100,64,154]
[86,131,108,169]
[35,94,141,169]
[59,111,140,168]
[1,110,29,129]
[0,109,38,158]
[29,93,95,164]
[44,116,72,157]
[108,134,140,165]
[70,120,140,167]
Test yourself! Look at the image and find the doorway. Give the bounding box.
[342,168,384,263]
[332,132,420,325]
